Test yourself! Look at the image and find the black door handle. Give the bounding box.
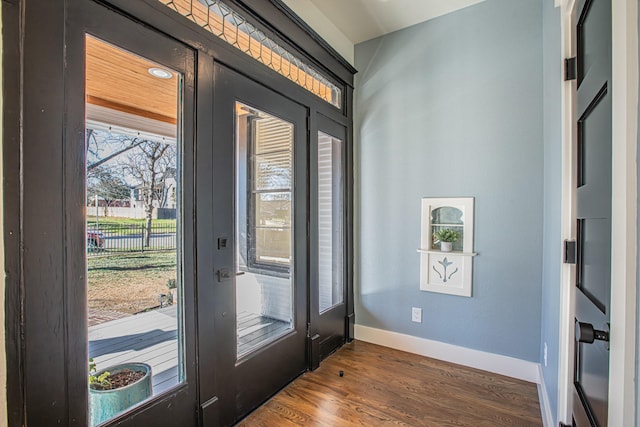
[575,321,609,344]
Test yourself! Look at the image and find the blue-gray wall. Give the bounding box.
[354,0,543,362]
[540,0,562,424]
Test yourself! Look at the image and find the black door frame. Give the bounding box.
[4,0,200,425]
[3,0,356,425]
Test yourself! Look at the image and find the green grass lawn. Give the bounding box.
[88,251,177,276]
[88,250,178,314]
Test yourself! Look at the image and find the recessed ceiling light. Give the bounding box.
[148,67,173,79]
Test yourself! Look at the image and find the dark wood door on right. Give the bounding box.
[311,115,348,362]
[573,0,612,426]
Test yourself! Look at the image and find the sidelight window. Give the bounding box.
[317,131,344,312]
[85,36,184,425]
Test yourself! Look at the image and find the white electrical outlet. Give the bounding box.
[411,307,422,323]
[543,342,548,367]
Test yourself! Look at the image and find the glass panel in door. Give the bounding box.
[318,131,344,313]
[85,36,184,426]
[235,102,294,358]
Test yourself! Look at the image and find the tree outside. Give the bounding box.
[86,129,178,321]
[121,140,176,247]
[86,129,176,241]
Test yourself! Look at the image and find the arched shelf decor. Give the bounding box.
[417,197,475,297]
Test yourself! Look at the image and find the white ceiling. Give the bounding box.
[307,0,486,45]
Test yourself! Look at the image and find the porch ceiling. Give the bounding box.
[85,36,178,125]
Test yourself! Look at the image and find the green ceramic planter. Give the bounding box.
[89,363,152,427]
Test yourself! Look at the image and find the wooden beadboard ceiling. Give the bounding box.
[85,36,178,125]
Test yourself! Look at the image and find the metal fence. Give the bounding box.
[87,223,177,255]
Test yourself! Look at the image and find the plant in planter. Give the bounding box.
[89,358,152,427]
[434,228,459,252]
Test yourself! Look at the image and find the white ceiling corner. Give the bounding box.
[307,0,486,45]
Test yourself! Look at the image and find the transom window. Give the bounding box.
[159,0,343,108]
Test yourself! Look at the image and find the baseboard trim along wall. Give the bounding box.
[537,365,555,427]
[354,324,540,383]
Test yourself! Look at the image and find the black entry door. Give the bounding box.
[310,115,349,363]
[209,64,308,426]
[573,0,612,425]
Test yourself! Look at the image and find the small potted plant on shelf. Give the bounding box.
[434,228,459,252]
[89,358,152,427]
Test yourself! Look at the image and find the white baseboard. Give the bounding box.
[354,324,540,383]
[537,365,555,427]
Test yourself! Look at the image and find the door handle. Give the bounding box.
[216,269,245,282]
[216,269,231,282]
[575,321,609,344]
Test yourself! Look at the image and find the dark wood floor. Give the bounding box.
[237,340,542,426]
